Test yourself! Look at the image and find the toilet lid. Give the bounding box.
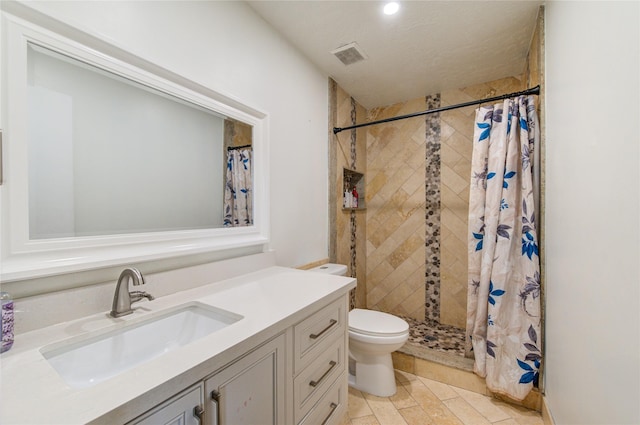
[349,309,409,337]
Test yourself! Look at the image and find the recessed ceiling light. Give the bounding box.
[383,2,400,15]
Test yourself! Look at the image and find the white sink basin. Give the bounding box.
[41,302,243,389]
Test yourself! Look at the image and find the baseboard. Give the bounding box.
[541,395,555,425]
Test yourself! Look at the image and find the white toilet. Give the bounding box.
[309,264,409,397]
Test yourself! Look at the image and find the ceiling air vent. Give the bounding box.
[331,42,368,66]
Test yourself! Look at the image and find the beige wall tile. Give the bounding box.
[367,285,389,308]
[441,89,475,109]
[441,208,468,243]
[368,213,404,249]
[443,130,473,161]
[452,157,472,180]
[441,120,455,142]
[441,185,466,215]
[388,234,424,268]
[366,260,394,288]
[401,286,427,319]
[441,109,475,140]
[458,83,494,101]
[401,172,426,201]
[442,164,469,195]
[440,285,467,328]
[441,141,463,167]
[366,171,388,203]
[366,96,426,317]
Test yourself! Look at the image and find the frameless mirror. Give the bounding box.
[27,43,253,240]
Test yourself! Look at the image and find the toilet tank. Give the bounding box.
[308,263,347,276]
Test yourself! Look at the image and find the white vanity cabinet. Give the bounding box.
[128,334,286,425]
[126,294,349,425]
[204,333,286,425]
[0,263,356,425]
[128,384,205,425]
[293,297,348,425]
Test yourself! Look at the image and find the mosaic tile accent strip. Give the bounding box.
[349,97,357,310]
[350,97,357,170]
[401,315,466,356]
[425,94,441,322]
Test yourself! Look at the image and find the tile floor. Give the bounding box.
[344,370,544,425]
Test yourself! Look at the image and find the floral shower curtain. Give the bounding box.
[223,147,253,227]
[466,96,541,401]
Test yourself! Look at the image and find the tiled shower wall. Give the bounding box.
[365,98,427,321]
[332,76,532,326]
[330,8,544,327]
[330,80,367,309]
[363,77,528,327]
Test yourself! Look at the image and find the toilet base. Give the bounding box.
[348,351,398,397]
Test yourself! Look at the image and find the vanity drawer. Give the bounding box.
[293,336,345,424]
[298,373,347,425]
[294,297,346,373]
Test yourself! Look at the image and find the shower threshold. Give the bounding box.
[398,317,474,371]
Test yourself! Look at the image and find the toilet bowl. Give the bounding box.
[308,264,409,397]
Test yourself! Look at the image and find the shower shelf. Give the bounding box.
[342,168,365,211]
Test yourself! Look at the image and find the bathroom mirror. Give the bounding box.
[27,43,249,238]
[1,16,269,281]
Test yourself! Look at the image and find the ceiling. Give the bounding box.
[248,1,543,109]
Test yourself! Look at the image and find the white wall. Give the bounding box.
[9,1,329,268]
[544,2,640,424]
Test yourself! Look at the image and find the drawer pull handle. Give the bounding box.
[310,319,337,340]
[211,390,221,425]
[193,405,204,423]
[309,360,337,387]
[321,402,339,425]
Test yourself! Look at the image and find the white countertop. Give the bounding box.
[0,266,355,424]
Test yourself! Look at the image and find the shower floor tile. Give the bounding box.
[401,316,466,356]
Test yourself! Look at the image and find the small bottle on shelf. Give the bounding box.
[344,189,352,208]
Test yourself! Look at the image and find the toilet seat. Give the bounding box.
[348,308,409,337]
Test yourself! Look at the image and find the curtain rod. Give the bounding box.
[333,85,540,134]
[227,144,252,150]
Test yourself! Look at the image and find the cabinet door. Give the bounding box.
[204,334,286,425]
[129,384,204,425]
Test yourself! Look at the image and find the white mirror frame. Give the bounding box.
[1,14,270,282]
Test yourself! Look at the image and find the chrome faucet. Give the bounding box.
[110,267,154,318]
